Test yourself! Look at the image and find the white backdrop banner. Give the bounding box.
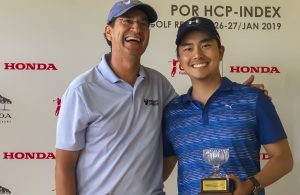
[0,0,299,194]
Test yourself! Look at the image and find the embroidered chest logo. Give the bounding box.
[144,99,159,106]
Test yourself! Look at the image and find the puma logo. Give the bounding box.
[225,104,233,109]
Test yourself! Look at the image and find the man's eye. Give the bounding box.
[184,47,192,52]
[140,21,149,27]
[123,18,133,25]
[202,43,211,48]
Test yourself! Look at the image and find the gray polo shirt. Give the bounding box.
[56,54,177,195]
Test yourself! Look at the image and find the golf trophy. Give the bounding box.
[199,148,234,195]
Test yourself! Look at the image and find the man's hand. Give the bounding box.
[227,174,253,195]
[243,75,271,100]
[242,75,255,86]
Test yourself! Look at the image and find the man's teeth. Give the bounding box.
[193,63,206,68]
[126,37,141,42]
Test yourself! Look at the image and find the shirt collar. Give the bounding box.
[97,53,146,84]
[182,77,233,104]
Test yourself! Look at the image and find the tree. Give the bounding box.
[0,95,12,110]
[0,185,11,194]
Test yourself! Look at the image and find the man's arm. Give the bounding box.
[243,75,270,99]
[254,139,293,187]
[55,149,80,195]
[163,156,177,181]
[229,139,293,195]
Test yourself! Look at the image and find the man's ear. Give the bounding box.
[176,56,184,71]
[219,45,225,61]
[104,25,112,41]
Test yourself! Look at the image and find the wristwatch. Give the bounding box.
[248,176,263,195]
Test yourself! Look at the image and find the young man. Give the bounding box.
[162,17,293,195]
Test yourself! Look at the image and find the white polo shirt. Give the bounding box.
[56,54,177,195]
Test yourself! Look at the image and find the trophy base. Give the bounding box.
[199,178,234,194]
[199,192,232,195]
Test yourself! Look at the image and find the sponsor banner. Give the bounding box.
[0,0,299,194]
[2,152,55,160]
[2,63,58,71]
[0,94,12,124]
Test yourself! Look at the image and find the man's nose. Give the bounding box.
[194,46,204,58]
[131,21,143,31]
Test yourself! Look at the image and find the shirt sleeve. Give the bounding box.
[256,90,287,144]
[161,73,178,108]
[55,86,90,151]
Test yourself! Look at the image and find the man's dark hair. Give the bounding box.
[104,18,117,48]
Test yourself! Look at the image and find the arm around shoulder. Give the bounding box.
[55,148,80,195]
